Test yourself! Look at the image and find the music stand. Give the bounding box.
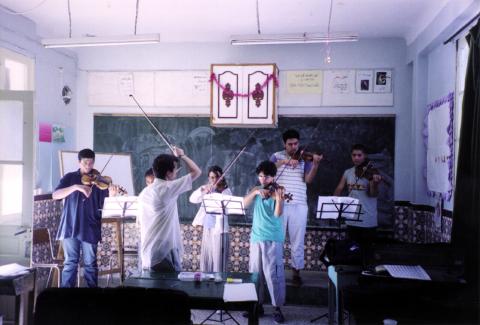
[101,196,138,284]
[311,196,362,323]
[200,193,245,325]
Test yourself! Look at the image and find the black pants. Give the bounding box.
[346,226,377,267]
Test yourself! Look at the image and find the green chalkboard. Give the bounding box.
[94,115,395,227]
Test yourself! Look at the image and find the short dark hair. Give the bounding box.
[255,160,277,177]
[144,168,154,178]
[351,144,368,154]
[152,154,179,180]
[282,129,300,143]
[78,148,95,161]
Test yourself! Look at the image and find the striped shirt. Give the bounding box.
[270,151,312,205]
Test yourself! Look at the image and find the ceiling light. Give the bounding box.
[41,34,160,48]
[231,33,358,46]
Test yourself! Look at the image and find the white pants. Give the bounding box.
[249,241,285,307]
[282,204,308,270]
[200,228,229,272]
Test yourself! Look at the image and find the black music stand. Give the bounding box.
[200,193,245,325]
[101,196,138,284]
[311,196,362,323]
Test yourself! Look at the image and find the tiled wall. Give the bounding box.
[32,197,452,281]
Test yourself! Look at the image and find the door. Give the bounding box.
[0,90,34,265]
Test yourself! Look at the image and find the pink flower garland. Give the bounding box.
[209,73,278,98]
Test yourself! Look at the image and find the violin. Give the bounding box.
[81,169,127,194]
[291,146,322,162]
[262,183,293,203]
[354,160,380,181]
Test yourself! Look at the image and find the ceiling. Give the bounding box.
[0,0,450,45]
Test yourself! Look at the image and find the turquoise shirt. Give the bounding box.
[250,195,284,243]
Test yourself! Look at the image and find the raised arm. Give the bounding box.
[174,147,201,181]
[243,187,260,208]
[304,154,323,184]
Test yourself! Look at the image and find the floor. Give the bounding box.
[191,305,335,325]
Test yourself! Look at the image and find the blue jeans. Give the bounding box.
[61,238,98,287]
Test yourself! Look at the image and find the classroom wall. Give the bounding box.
[407,0,479,210]
[74,38,412,201]
[0,9,78,193]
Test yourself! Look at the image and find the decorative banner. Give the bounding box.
[286,70,323,94]
[52,124,65,143]
[39,122,52,143]
[424,92,454,200]
[210,73,278,98]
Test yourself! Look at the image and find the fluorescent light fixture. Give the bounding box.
[231,32,358,45]
[41,33,160,48]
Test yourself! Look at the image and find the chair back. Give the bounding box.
[32,228,56,263]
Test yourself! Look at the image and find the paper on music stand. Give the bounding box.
[223,283,258,302]
[101,196,138,218]
[316,196,360,219]
[203,193,245,215]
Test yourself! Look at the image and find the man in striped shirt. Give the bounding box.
[270,129,323,286]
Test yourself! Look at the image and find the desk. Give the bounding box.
[0,269,36,325]
[331,265,469,324]
[327,265,361,325]
[123,271,260,325]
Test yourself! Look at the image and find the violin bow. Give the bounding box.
[129,94,176,154]
[211,129,257,191]
[99,154,114,175]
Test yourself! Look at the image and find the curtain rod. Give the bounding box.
[444,12,480,45]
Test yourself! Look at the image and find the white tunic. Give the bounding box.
[138,174,192,269]
[190,186,232,233]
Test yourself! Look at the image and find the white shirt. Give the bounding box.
[138,174,192,269]
[190,186,232,233]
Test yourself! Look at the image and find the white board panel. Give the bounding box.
[322,69,393,106]
[59,150,135,196]
[154,70,210,107]
[88,72,154,106]
[278,70,323,107]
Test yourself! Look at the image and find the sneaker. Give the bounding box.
[273,307,285,324]
[242,304,264,318]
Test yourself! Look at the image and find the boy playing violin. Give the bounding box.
[243,160,286,323]
[53,148,121,287]
[334,144,382,264]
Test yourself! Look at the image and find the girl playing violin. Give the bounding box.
[243,160,286,323]
[190,165,232,272]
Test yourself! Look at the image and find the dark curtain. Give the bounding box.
[451,19,480,286]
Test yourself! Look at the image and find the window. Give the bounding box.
[454,36,469,182]
[0,48,34,91]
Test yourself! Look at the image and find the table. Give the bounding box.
[123,271,260,325]
[0,269,36,325]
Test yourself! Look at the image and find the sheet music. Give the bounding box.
[223,283,258,302]
[316,196,360,219]
[383,265,431,281]
[101,196,138,218]
[203,193,245,215]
